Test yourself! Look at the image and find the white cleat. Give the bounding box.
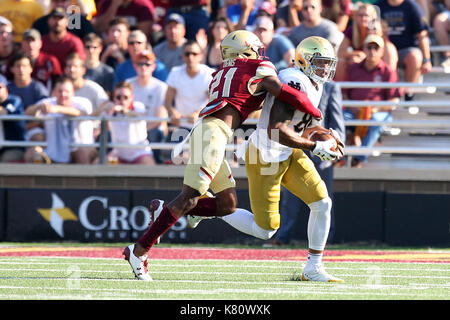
[186,214,212,229]
[186,215,212,229]
[149,199,164,245]
[301,264,344,282]
[122,244,152,281]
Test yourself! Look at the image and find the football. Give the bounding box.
[308,131,338,152]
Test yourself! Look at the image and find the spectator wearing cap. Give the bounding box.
[253,16,295,71]
[0,0,45,43]
[165,0,210,40]
[32,0,96,41]
[20,28,63,92]
[92,0,155,39]
[83,32,114,94]
[0,17,20,76]
[342,34,401,168]
[125,50,168,163]
[113,29,168,86]
[153,13,187,73]
[40,7,86,69]
[0,74,26,162]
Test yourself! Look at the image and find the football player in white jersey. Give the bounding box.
[188,36,345,282]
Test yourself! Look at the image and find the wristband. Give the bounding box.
[423,58,431,63]
[277,83,322,118]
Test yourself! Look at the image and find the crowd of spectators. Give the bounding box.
[0,0,441,167]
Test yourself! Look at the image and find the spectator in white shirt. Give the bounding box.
[95,81,156,165]
[25,76,92,164]
[164,40,214,133]
[64,51,110,162]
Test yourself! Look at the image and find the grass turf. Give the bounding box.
[0,253,448,300]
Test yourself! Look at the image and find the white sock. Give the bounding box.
[305,252,323,270]
[220,208,276,240]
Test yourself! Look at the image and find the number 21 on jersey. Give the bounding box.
[209,67,237,101]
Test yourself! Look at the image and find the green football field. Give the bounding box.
[0,243,448,302]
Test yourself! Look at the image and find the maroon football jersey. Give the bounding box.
[199,58,277,122]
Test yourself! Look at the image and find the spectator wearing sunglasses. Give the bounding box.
[94,81,156,165]
[113,29,168,86]
[164,40,214,158]
[126,50,168,163]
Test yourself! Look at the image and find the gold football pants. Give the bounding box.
[183,117,235,196]
[245,141,328,230]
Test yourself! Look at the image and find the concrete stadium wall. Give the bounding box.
[0,164,448,246]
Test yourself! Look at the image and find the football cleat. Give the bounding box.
[149,199,164,245]
[122,244,152,281]
[186,215,212,229]
[301,264,344,282]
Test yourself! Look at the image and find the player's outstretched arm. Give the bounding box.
[260,76,322,119]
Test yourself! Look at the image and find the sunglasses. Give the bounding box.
[137,62,153,67]
[184,52,200,57]
[114,94,130,100]
[365,44,381,51]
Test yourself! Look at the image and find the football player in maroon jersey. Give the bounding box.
[123,30,322,281]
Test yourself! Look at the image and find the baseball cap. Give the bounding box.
[136,49,156,62]
[50,7,67,18]
[165,13,185,27]
[0,16,12,27]
[364,34,384,48]
[254,16,274,30]
[23,28,41,41]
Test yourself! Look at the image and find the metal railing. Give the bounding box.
[0,82,449,163]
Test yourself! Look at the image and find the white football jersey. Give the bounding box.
[249,67,323,163]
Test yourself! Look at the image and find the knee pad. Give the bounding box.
[309,197,332,216]
[307,197,332,251]
[252,223,277,240]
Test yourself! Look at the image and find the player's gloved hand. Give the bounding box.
[329,128,345,156]
[312,139,339,161]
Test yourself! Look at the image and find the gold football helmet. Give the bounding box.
[221,30,264,60]
[294,36,337,84]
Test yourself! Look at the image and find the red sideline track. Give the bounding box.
[0,246,449,263]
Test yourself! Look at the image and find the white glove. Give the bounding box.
[312,139,339,161]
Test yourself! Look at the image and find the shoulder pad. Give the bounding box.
[278,68,308,92]
[255,60,277,79]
